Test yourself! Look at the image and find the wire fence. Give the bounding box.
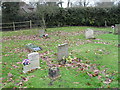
[1,20,43,31]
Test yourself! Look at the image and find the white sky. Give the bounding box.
[22,0,119,8]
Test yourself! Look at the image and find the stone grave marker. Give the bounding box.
[39,29,45,37]
[48,67,60,79]
[85,28,95,39]
[25,43,42,52]
[23,52,40,73]
[57,43,68,61]
[114,24,120,34]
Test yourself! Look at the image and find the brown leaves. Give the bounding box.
[103,77,112,84]
[87,72,93,77]
[73,82,80,84]
[7,78,13,82]
[98,75,102,80]
[12,65,19,68]
[2,35,42,42]
[16,62,22,64]
[16,82,23,86]
[86,82,91,86]
[8,73,13,78]
[4,62,7,65]
[21,77,29,82]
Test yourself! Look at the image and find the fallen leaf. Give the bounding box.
[4,62,7,65]
[86,82,91,85]
[73,82,80,84]
[8,73,13,77]
[16,62,22,64]
[7,78,13,82]
[98,75,102,80]
[87,72,93,77]
[103,77,112,84]
[16,82,23,86]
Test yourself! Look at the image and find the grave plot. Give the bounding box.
[85,28,95,39]
[48,66,60,79]
[94,30,110,35]
[39,29,49,38]
[2,26,118,88]
[23,52,40,73]
[48,66,61,85]
[57,43,68,64]
[25,43,42,52]
[114,24,120,34]
[39,29,45,37]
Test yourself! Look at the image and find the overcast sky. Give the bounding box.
[22,0,119,8]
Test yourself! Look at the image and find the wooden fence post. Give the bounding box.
[30,20,32,29]
[13,22,15,31]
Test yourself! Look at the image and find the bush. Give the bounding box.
[46,6,120,27]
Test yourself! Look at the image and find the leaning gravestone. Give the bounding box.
[39,29,45,37]
[85,28,95,39]
[114,24,120,34]
[23,52,40,73]
[58,43,68,61]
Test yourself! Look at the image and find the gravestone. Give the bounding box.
[25,43,42,52]
[58,43,68,61]
[85,28,95,39]
[39,30,45,37]
[48,67,60,78]
[114,24,120,34]
[23,52,40,73]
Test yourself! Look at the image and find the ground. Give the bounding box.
[1,26,118,88]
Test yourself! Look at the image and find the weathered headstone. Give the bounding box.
[48,67,60,78]
[85,28,95,39]
[25,43,42,51]
[25,43,42,52]
[105,21,107,27]
[39,30,45,37]
[23,52,40,73]
[48,67,60,85]
[114,24,120,34]
[58,43,68,61]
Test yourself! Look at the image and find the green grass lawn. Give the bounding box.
[2,26,118,88]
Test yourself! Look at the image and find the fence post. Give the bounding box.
[30,20,32,29]
[13,22,15,31]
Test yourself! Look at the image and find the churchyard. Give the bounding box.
[1,26,118,88]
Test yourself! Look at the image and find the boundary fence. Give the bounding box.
[0,20,43,31]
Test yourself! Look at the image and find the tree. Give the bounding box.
[79,0,90,7]
[96,2,114,7]
[72,0,90,7]
[2,2,20,23]
[36,1,59,30]
[57,0,64,7]
[67,0,70,8]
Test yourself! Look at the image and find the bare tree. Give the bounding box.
[80,0,90,7]
[57,0,63,7]
[67,0,70,8]
[96,2,114,7]
[36,1,59,30]
[72,0,90,7]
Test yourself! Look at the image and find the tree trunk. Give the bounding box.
[67,0,70,8]
[42,15,46,31]
[60,2,62,7]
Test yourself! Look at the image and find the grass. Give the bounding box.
[2,26,118,88]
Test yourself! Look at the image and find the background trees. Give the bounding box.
[2,2,20,23]
[36,1,60,30]
[1,1,120,31]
